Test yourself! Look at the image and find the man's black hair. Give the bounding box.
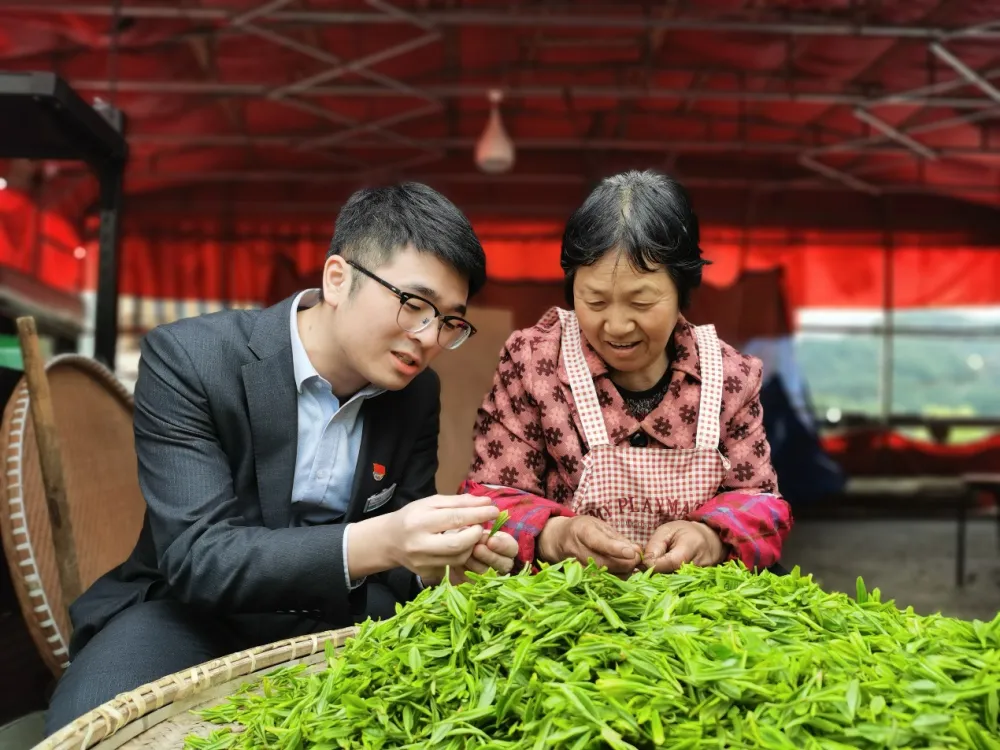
[329,182,487,297]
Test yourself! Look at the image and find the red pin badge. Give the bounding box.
[373,462,386,481]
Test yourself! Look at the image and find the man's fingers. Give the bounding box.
[485,531,518,559]
[423,525,486,560]
[449,568,473,586]
[464,555,490,575]
[425,505,500,534]
[471,544,514,575]
[422,494,495,509]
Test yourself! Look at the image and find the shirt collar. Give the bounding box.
[289,289,386,400]
[290,289,322,393]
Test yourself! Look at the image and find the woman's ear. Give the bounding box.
[323,255,350,308]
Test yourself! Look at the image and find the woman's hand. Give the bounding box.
[641,520,727,573]
[537,515,642,574]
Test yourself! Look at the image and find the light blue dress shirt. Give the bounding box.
[289,290,384,588]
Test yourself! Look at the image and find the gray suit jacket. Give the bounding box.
[69,295,439,655]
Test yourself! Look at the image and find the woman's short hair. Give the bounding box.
[560,169,709,309]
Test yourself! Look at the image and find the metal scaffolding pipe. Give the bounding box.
[228,0,295,27]
[853,109,938,160]
[814,105,1000,155]
[125,133,1000,160]
[224,2,440,151]
[798,155,882,195]
[929,43,1000,104]
[6,4,1000,39]
[68,79,1000,108]
[242,24,435,101]
[267,32,441,99]
[296,103,444,151]
[126,169,1000,194]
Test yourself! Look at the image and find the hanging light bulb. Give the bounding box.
[475,89,515,174]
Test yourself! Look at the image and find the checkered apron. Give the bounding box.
[557,309,731,548]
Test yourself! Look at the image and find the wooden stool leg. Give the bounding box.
[15,317,82,615]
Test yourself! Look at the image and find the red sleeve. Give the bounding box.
[688,491,792,570]
[459,480,574,566]
[690,359,793,569]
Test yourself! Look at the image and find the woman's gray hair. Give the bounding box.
[560,169,709,308]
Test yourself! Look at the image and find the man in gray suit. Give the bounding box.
[45,183,518,733]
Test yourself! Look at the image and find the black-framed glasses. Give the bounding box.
[346,260,477,350]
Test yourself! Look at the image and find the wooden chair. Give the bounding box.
[0,318,145,676]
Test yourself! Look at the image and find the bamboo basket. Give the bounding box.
[0,354,145,676]
[34,626,358,750]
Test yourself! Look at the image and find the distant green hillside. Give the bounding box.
[794,310,1000,421]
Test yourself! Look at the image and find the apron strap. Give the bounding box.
[556,309,611,448]
[691,324,724,450]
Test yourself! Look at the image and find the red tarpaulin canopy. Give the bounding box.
[109,221,1000,309]
[3,192,999,309]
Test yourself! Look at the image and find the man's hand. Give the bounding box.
[537,515,642,575]
[465,530,518,576]
[641,520,726,574]
[423,529,519,586]
[350,494,499,581]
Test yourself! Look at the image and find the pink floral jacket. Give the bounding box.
[465,308,793,569]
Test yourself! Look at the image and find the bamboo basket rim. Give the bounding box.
[0,353,138,677]
[44,354,136,411]
[36,625,359,750]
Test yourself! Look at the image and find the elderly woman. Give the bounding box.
[462,170,792,576]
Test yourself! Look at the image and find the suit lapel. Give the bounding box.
[244,296,299,529]
[347,394,401,521]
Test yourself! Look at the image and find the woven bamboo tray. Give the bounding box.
[34,626,358,750]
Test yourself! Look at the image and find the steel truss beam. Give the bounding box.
[797,30,1000,193]
[67,79,1000,109]
[124,134,1000,160]
[930,43,1000,104]
[127,170,1000,195]
[11,2,999,202]
[852,109,939,160]
[6,4,1000,39]
[214,0,443,156]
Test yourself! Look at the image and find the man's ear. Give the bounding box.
[323,255,351,307]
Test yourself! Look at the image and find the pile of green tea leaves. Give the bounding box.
[186,561,1000,750]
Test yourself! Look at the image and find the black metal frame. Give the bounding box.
[0,72,128,370]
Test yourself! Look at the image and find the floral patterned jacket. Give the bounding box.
[464,307,793,569]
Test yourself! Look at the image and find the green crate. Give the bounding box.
[0,334,23,371]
